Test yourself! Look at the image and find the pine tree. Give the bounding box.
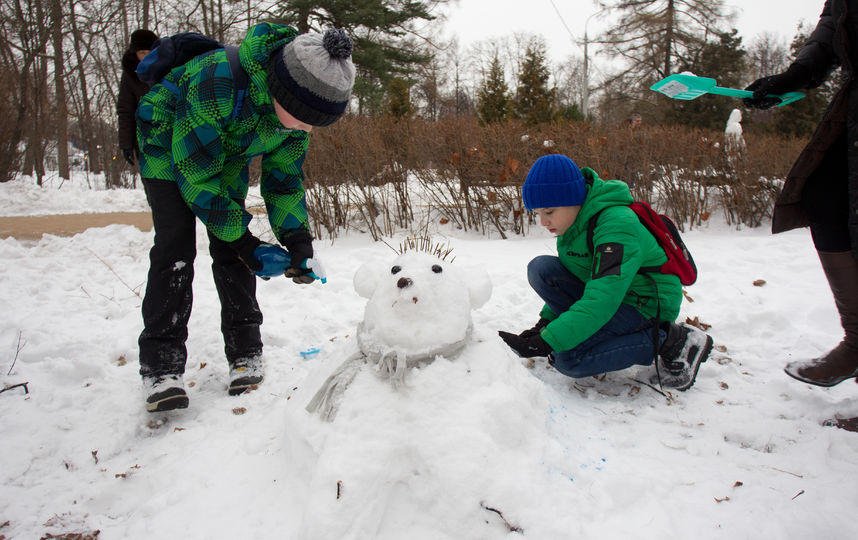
[271,1,448,113]
[476,56,510,124]
[514,44,555,125]
[386,77,414,119]
[601,0,733,93]
[661,29,747,130]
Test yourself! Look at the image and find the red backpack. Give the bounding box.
[586,201,698,286]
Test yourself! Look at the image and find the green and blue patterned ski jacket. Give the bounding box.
[136,23,309,244]
[539,168,683,352]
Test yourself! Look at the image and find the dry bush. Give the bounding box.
[300,115,808,239]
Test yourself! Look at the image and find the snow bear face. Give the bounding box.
[353,252,491,356]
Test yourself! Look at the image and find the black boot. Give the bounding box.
[785,251,858,387]
[653,322,713,391]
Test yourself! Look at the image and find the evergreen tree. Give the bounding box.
[385,76,414,119]
[601,0,733,97]
[476,55,510,124]
[271,1,449,113]
[514,43,554,125]
[661,29,747,130]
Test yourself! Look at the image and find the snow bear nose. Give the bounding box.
[397,277,413,289]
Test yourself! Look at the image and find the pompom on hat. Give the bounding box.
[521,154,587,211]
[267,28,356,127]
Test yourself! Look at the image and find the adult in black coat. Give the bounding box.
[745,0,858,432]
[116,29,157,166]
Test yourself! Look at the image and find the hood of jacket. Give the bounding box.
[557,167,634,242]
[237,23,299,110]
[121,48,141,78]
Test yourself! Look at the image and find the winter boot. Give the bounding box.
[652,322,713,391]
[144,374,189,412]
[228,356,264,396]
[823,416,858,433]
[785,251,858,387]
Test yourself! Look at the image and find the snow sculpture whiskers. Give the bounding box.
[306,240,492,421]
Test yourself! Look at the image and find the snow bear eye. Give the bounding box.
[431,265,443,274]
[391,265,402,274]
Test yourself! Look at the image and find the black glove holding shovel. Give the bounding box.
[743,64,812,109]
[498,318,552,357]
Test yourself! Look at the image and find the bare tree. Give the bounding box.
[746,32,790,80]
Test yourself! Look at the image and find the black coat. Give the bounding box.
[116,49,151,151]
[773,0,858,255]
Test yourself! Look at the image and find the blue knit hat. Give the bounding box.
[522,155,587,211]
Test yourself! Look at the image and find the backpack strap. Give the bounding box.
[588,206,664,387]
[224,45,248,121]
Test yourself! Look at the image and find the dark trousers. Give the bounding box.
[527,255,663,378]
[138,178,262,378]
[803,131,852,252]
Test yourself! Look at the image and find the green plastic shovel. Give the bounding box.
[650,74,804,107]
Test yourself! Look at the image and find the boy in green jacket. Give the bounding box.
[136,23,355,412]
[499,154,713,390]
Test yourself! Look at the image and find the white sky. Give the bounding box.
[440,0,825,64]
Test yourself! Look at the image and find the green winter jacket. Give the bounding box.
[136,23,309,244]
[539,168,682,352]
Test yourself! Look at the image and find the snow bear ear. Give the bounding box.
[466,267,492,309]
[353,259,383,299]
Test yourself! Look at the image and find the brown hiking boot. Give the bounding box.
[823,416,858,433]
[785,341,858,386]
[784,251,858,387]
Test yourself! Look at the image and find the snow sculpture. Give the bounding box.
[306,248,492,421]
[725,108,745,156]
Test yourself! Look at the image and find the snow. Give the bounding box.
[1,174,858,539]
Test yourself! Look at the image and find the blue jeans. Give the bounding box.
[527,255,665,378]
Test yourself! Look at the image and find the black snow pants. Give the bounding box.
[138,177,263,378]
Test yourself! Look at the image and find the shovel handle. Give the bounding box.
[711,86,804,107]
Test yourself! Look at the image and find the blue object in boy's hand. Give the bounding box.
[253,244,290,278]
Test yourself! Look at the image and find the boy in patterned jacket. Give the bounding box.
[135,23,355,412]
[499,155,713,391]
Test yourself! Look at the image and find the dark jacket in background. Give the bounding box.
[116,47,152,152]
[774,0,858,256]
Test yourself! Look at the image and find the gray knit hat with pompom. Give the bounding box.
[267,28,356,127]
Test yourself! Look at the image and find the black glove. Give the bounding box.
[284,232,315,284]
[121,147,136,166]
[519,318,551,339]
[498,330,553,358]
[229,229,263,272]
[743,64,811,110]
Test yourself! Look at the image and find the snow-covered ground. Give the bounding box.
[1,174,857,539]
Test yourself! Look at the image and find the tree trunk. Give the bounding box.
[51,0,70,180]
[663,0,675,78]
[68,0,100,173]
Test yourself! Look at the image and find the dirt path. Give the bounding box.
[0,212,153,240]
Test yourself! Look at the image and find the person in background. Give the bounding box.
[744,0,858,433]
[116,29,157,167]
[498,154,713,391]
[136,23,355,412]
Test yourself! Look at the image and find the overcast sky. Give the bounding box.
[440,0,825,64]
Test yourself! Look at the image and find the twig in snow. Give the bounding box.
[7,331,26,375]
[0,382,29,395]
[630,377,668,397]
[768,466,803,478]
[792,490,805,500]
[480,502,522,533]
[336,480,343,500]
[84,247,142,298]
